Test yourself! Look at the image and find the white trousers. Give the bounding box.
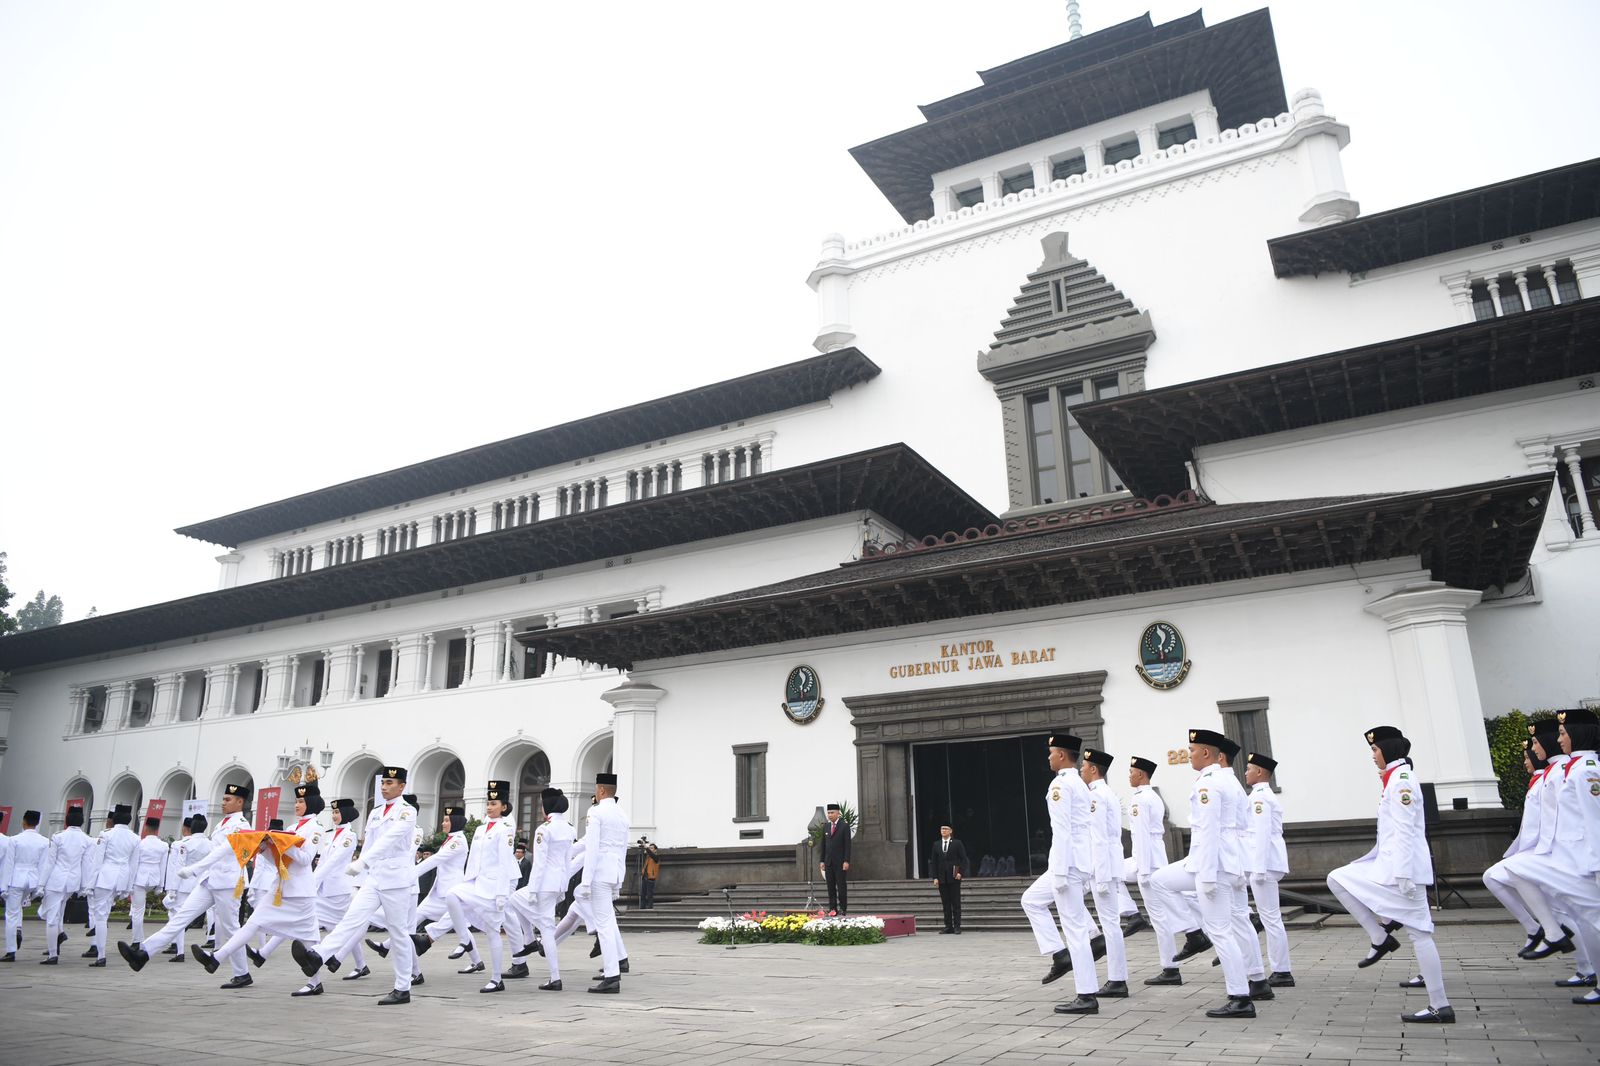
[1501,852,1600,977]
[1482,859,1538,934]
[589,880,622,979]
[127,886,159,945]
[142,883,247,977]
[214,895,319,964]
[168,890,193,953]
[1327,862,1449,1010]
[1151,864,1249,997]
[4,886,30,953]
[261,893,364,987]
[443,885,505,982]
[40,888,72,958]
[313,882,415,992]
[1088,880,1127,982]
[1020,871,1098,996]
[89,887,122,959]
[1247,872,1292,974]
[530,890,561,981]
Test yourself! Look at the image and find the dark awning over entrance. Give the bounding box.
[531,475,1552,670]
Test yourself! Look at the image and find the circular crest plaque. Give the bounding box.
[1136,621,1192,690]
[782,665,824,724]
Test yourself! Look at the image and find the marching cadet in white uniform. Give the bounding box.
[1122,758,1186,986]
[1514,724,1596,989]
[292,767,417,1005]
[89,807,140,965]
[412,779,519,993]
[195,783,325,993]
[1483,725,1561,958]
[1213,741,1271,999]
[369,805,470,985]
[1019,732,1100,1015]
[129,815,168,951]
[263,797,361,996]
[1080,749,1129,999]
[584,772,630,994]
[164,816,210,962]
[39,805,92,964]
[1148,728,1258,1018]
[1501,708,1600,1007]
[1327,726,1455,1023]
[1243,753,1293,987]
[119,782,253,986]
[5,811,49,962]
[0,824,10,946]
[524,788,576,990]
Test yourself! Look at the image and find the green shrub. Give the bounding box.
[1484,709,1558,811]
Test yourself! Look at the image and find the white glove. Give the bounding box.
[177,867,195,880]
[1198,879,1217,899]
[1397,877,1416,899]
[346,859,364,877]
[162,893,175,909]
[1094,881,1112,896]
[495,895,508,912]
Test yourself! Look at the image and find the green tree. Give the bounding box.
[16,590,64,632]
[1484,709,1558,811]
[0,553,15,636]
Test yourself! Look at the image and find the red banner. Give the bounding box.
[66,797,86,816]
[145,799,167,826]
[254,787,281,830]
[0,806,11,834]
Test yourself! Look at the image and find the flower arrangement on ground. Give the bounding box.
[697,909,886,946]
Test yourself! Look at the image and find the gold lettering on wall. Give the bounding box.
[887,638,1057,680]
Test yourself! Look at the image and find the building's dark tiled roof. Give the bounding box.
[1073,297,1600,498]
[531,476,1552,670]
[850,9,1287,224]
[1267,157,1600,278]
[0,444,994,673]
[176,349,882,547]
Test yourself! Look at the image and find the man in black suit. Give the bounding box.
[930,822,970,934]
[819,803,851,915]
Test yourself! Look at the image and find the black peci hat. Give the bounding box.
[144,816,161,831]
[333,798,359,824]
[1082,748,1114,769]
[181,816,193,830]
[223,782,253,800]
[112,804,133,824]
[1048,732,1082,752]
[1129,757,1158,777]
[268,819,284,832]
[1365,725,1404,745]
[444,805,466,819]
[486,780,512,803]
[1216,737,1241,760]
[595,772,618,787]
[380,766,407,782]
[65,807,84,828]
[1189,728,1228,749]
[1247,752,1278,774]
[826,803,841,813]
[190,814,208,833]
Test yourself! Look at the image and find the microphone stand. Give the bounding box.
[804,837,818,913]
[721,886,738,950]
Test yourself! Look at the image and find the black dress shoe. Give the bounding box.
[367,938,390,958]
[447,944,468,960]
[1250,913,1264,933]
[1089,934,1107,961]
[220,974,253,989]
[619,957,630,974]
[1121,914,1151,937]
[1524,932,1577,959]
[342,965,370,981]
[953,928,962,934]
[1520,929,1546,955]
[377,989,410,1005]
[58,932,69,947]
[589,975,620,993]
[1096,980,1129,999]
[1205,996,1257,1019]
[459,961,485,974]
[117,942,148,972]
[191,945,220,974]
[1381,919,1401,934]
[412,973,424,986]
[1358,934,1401,968]
[162,944,178,954]
[409,933,432,957]
[538,979,562,991]
[1042,947,1073,985]
[291,983,323,997]
[505,962,529,979]
[169,953,186,963]
[939,928,952,934]
[325,955,341,974]
[1267,971,1295,988]
[1144,967,1182,986]
[0,953,13,962]
[1401,1005,1455,1023]
[1400,974,1425,989]
[514,941,538,957]
[533,940,546,956]
[1573,992,1600,1005]
[81,947,98,958]
[589,936,602,959]
[1053,995,1099,1015]
[246,945,266,969]
[1211,956,1221,967]
[480,981,506,993]
[1173,931,1211,962]
[1247,978,1275,1001]
[1556,973,1598,988]
[291,941,320,978]
[89,958,106,967]
[39,956,58,965]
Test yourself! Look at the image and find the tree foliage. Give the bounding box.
[0,553,15,636]
[17,590,64,632]
[1484,709,1558,811]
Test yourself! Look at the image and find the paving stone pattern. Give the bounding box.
[0,920,1595,1065]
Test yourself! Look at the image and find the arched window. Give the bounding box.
[439,759,465,821]
[517,751,551,837]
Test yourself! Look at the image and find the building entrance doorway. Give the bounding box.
[911,734,1053,879]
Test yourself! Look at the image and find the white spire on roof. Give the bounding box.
[1066,0,1083,40]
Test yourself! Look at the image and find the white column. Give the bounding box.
[460,626,476,687]
[260,656,293,713]
[106,681,134,728]
[930,186,956,216]
[1542,266,1563,305]
[1514,269,1533,313]
[152,672,182,724]
[601,680,664,839]
[1136,124,1159,157]
[392,634,430,696]
[1082,141,1105,173]
[1363,582,1500,808]
[1560,444,1596,537]
[226,664,240,715]
[388,640,400,693]
[1192,105,1220,140]
[470,624,501,686]
[322,645,358,703]
[287,655,302,707]
[1487,277,1506,317]
[980,172,1002,202]
[501,621,516,682]
[215,552,244,590]
[1031,157,1052,189]
[68,688,88,734]
[423,634,437,691]
[1570,252,1600,299]
[200,668,229,718]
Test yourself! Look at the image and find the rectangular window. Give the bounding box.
[1496,274,1525,314]
[1219,697,1277,791]
[375,649,392,699]
[733,743,768,821]
[1051,153,1087,180]
[1103,136,1140,165]
[1470,280,1496,321]
[1526,268,1554,310]
[1157,121,1196,149]
[310,659,325,706]
[1001,168,1034,195]
[954,183,985,208]
[445,638,467,690]
[1028,392,1060,505]
[1061,384,1094,500]
[1554,262,1582,303]
[521,623,549,679]
[1093,376,1125,493]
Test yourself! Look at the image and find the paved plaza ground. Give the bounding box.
[0,919,1596,1065]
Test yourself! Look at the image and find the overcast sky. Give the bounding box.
[3,0,1598,622]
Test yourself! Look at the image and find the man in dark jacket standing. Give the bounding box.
[930,821,970,934]
[819,803,851,915]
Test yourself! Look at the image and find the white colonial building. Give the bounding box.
[2,9,1596,889]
